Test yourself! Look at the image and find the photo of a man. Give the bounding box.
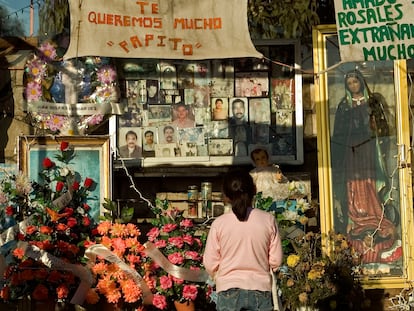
[118,130,142,158]
[172,103,195,128]
[229,97,248,125]
[159,125,177,144]
[142,128,156,157]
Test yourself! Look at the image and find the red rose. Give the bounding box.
[82,203,90,211]
[67,217,77,228]
[63,207,74,216]
[72,181,80,190]
[83,177,94,188]
[5,205,14,216]
[56,181,65,192]
[42,157,55,169]
[56,223,68,231]
[60,141,69,151]
[82,216,91,226]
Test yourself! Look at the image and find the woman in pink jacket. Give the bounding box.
[203,169,283,311]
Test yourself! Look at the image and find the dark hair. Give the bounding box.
[250,148,269,162]
[125,130,137,139]
[144,130,154,136]
[222,169,256,221]
[163,125,174,133]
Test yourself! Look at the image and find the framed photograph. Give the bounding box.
[159,62,177,89]
[142,127,157,157]
[211,97,229,121]
[275,109,293,134]
[147,105,172,126]
[180,142,198,157]
[209,59,235,97]
[18,135,111,221]
[160,89,184,105]
[249,97,271,124]
[117,127,142,159]
[208,138,233,156]
[235,71,269,97]
[271,78,295,111]
[178,127,205,145]
[146,79,160,105]
[313,26,413,285]
[155,144,176,158]
[158,125,177,144]
[252,123,270,144]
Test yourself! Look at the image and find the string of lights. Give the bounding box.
[0,1,42,21]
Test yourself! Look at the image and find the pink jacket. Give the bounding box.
[203,208,283,292]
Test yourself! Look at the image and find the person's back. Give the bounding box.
[203,169,283,311]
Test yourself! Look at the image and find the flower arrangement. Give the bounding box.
[277,231,363,310]
[0,141,97,304]
[144,199,211,310]
[84,221,148,310]
[24,40,119,134]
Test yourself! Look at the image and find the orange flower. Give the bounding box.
[40,225,53,234]
[26,225,37,235]
[46,207,69,222]
[56,284,69,299]
[0,286,10,300]
[12,248,25,259]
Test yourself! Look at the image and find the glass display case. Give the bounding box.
[313,25,414,288]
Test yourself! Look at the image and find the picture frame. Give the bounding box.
[117,127,142,159]
[18,135,111,221]
[313,25,414,287]
[155,144,176,158]
[208,138,233,156]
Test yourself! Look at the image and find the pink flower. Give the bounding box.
[180,218,193,228]
[97,65,116,84]
[182,284,198,301]
[147,227,160,241]
[159,275,173,290]
[182,234,194,245]
[45,115,66,132]
[168,236,184,248]
[38,41,57,60]
[85,114,104,125]
[185,251,200,261]
[162,223,177,233]
[26,58,46,79]
[26,81,42,101]
[154,239,167,248]
[168,252,184,265]
[152,293,168,310]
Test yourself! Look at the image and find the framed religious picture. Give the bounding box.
[147,105,172,126]
[18,135,111,221]
[313,25,414,287]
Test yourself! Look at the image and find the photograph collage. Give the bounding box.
[116,44,298,160]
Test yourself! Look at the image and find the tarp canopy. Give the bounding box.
[64,0,262,60]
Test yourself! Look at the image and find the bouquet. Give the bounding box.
[0,141,97,304]
[277,232,363,310]
[144,199,211,310]
[85,221,149,310]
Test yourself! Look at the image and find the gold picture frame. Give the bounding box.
[313,25,414,288]
[18,135,111,221]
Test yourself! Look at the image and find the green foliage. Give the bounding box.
[38,0,69,36]
[101,198,134,223]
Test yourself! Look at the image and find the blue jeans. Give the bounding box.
[216,288,273,311]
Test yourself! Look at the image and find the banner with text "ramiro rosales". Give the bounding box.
[64,0,262,60]
[334,0,414,61]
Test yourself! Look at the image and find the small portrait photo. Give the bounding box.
[180,142,198,157]
[160,62,177,89]
[158,125,177,144]
[211,97,229,121]
[208,120,229,138]
[252,123,270,144]
[270,134,294,156]
[155,144,176,158]
[249,97,271,124]
[142,127,157,157]
[210,59,234,97]
[271,78,295,111]
[147,105,171,126]
[235,72,269,97]
[275,109,293,134]
[171,103,195,129]
[117,127,142,159]
[208,138,233,156]
[193,85,210,108]
[146,79,159,105]
[178,127,205,145]
[194,107,211,126]
[229,97,248,125]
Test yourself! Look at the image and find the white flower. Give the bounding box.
[282,210,299,221]
[296,198,310,212]
[60,167,71,177]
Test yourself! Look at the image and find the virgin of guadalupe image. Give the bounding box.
[331,69,401,268]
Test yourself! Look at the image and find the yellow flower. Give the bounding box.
[298,292,308,303]
[286,278,295,287]
[287,254,300,267]
[308,269,324,280]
